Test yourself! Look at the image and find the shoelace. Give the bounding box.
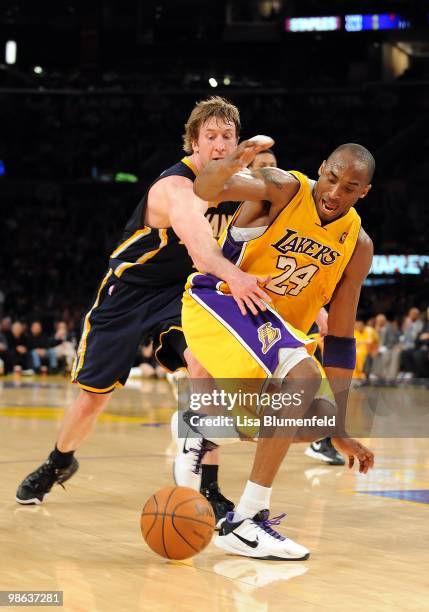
[190,440,216,474]
[27,461,52,479]
[256,513,287,541]
[26,461,56,487]
[189,438,217,474]
[27,461,69,489]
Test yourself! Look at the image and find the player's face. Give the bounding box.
[192,117,238,167]
[250,152,277,170]
[314,155,371,223]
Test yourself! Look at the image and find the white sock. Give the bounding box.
[235,480,272,520]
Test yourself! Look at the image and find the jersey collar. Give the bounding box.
[181,157,198,176]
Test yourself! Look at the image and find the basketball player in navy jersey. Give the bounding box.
[16,97,273,505]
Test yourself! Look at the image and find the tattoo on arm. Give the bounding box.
[255,167,284,191]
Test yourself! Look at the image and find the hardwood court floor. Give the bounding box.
[0,376,428,612]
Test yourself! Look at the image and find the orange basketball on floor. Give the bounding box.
[141,485,215,560]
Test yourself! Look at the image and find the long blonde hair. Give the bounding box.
[182,96,241,154]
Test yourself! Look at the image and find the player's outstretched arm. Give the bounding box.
[165,176,271,315]
[324,229,375,472]
[193,135,299,205]
[193,135,274,201]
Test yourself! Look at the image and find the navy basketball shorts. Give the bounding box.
[152,306,188,374]
[71,270,186,393]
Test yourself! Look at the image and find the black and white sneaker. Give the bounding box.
[171,410,217,490]
[16,457,79,505]
[305,437,345,465]
[200,482,235,530]
[215,510,310,560]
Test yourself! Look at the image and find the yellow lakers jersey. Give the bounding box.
[215,170,361,334]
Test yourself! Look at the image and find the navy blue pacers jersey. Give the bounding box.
[109,157,239,286]
[109,158,194,286]
[72,157,240,391]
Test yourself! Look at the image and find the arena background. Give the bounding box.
[1,2,429,611]
[1,0,428,331]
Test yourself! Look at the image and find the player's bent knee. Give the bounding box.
[77,389,112,416]
[287,357,321,395]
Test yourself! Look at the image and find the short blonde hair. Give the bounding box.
[182,96,241,154]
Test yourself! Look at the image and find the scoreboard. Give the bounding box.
[285,13,413,33]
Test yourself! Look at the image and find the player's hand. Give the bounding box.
[226,135,275,174]
[331,436,374,474]
[226,268,272,316]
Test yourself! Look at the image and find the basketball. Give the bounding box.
[140,486,215,560]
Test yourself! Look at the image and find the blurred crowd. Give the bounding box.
[0,318,77,376]
[0,317,165,380]
[1,305,428,384]
[352,307,429,385]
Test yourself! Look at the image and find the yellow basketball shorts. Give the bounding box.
[182,284,316,382]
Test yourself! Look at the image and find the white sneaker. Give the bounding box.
[215,510,310,561]
[171,411,217,490]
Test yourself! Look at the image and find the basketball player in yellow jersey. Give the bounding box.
[180,141,374,560]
